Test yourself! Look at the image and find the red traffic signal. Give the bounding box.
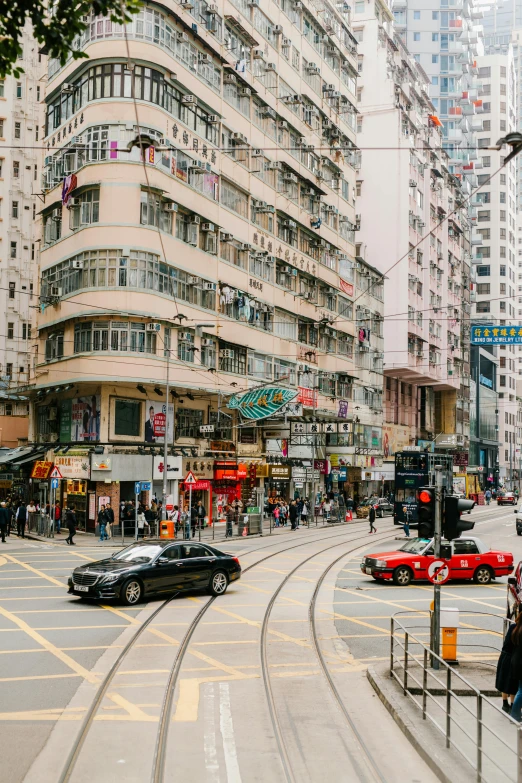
[416,486,436,538]
[418,489,433,504]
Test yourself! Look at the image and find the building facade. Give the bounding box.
[0,27,44,447]
[356,0,471,480]
[23,0,384,525]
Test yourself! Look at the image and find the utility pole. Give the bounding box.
[432,465,443,670]
[162,343,171,521]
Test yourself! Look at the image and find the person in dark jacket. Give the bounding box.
[289,501,298,530]
[225,505,234,538]
[508,614,522,720]
[65,506,77,545]
[190,505,198,538]
[496,619,520,713]
[369,505,377,534]
[97,505,108,542]
[16,502,27,538]
[0,502,10,542]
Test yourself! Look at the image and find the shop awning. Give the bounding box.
[0,447,46,466]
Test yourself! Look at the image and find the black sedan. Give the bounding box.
[68,542,241,605]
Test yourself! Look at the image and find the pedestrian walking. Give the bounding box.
[54,502,61,534]
[104,503,114,538]
[225,505,234,538]
[65,505,77,545]
[183,507,191,540]
[402,505,411,538]
[97,505,108,542]
[273,505,280,527]
[496,618,520,714]
[301,500,309,527]
[0,502,9,543]
[485,489,492,505]
[6,502,14,537]
[16,502,27,538]
[190,505,198,538]
[369,505,377,534]
[171,505,180,535]
[505,614,522,721]
[27,500,37,533]
[137,508,146,539]
[197,501,206,535]
[289,500,298,530]
[323,499,332,523]
[144,504,155,537]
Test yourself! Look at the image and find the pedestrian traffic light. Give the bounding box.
[417,487,435,538]
[443,496,475,541]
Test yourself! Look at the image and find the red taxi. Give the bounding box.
[360,537,513,586]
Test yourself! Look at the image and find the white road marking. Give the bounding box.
[219,682,242,783]
[204,684,220,783]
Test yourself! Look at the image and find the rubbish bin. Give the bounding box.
[440,607,459,663]
[159,520,175,539]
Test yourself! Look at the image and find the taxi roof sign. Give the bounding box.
[184,471,197,485]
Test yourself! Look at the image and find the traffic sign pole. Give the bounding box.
[432,466,443,669]
[135,482,140,542]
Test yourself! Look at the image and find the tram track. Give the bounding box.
[58,522,392,783]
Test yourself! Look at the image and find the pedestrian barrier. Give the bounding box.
[27,512,54,538]
[390,611,521,783]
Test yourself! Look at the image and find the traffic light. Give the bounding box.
[417,487,435,538]
[443,496,475,541]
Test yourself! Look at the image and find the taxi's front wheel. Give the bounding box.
[393,566,413,586]
[473,566,493,585]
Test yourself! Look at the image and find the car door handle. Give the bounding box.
[208,559,216,563]
[176,562,184,567]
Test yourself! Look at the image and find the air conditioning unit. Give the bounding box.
[48,432,59,442]
[187,277,199,285]
[269,161,283,170]
[203,282,216,291]
[47,407,58,421]
[252,149,263,157]
[201,222,215,232]
[282,37,291,47]
[221,232,233,241]
[179,331,193,341]
[409,179,416,187]
[326,205,336,212]
[147,322,161,332]
[50,286,62,297]
[207,3,218,12]
[253,49,265,59]
[224,73,237,83]
[278,120,288,130]
[189,215,201,224]
[220,348,235,358]
[180,0,194,7]
[182,94,196,104]
[232,132,248,143]
[307,63,320,74]
[416,350,424,357]
[294,0,302,7]
[164,203,178,212]
[241,243,252,251]
[283,219,297,229]
[311,239,326,248]
[201,338,214,347]
[273,24,283,34]
[266,62,277,71]
[61,83,75,94]
[418,221,426,228]
[283,173,298,183]
[208,114,219,123]
[240,87,251,97]
[71,259,84,269]
[70,197,81,206]
[247,0,259,5]
[177,31,189,41]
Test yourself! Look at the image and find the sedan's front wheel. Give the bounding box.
[473,566,493,585]
[393,566,413,586]
[121,578,142,605]
[209,570,228,596]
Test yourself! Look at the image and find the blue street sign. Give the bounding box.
[51,478,59,489]
[140,481,152,492]
[471,324,522,345]
[135,481,141,495]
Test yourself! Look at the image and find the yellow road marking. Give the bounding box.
[0,604,99,684]
[2,554,66,586]
[105,692,155,721]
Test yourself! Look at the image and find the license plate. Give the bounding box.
[74,585,89,593]
[366,567,372,575]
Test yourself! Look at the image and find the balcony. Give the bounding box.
[447,128,463,145]
[470,231,482,245]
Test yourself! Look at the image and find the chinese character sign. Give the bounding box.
[471,325,522,345]
[228,387,298,420]
[145,401,174,442]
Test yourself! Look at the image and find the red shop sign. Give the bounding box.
[297,387,318,408]
[182,480,211,490]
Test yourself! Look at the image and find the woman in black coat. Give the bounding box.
[496,618,520,713]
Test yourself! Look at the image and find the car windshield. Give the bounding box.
[399,538,431,554]
[112,544,163,562]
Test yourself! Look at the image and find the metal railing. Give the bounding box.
[27,512,54,538]
[390,611,522,783]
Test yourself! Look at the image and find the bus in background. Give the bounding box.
[393,451,454,525]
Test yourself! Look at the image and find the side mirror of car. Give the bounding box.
[157,557,169,566]
[508,577,517,586]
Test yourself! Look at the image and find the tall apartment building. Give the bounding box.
[391,0,484,184]
[355,0,471,479]
[24,0,384,524]
[473,52,518,487]
[0,27,44,447]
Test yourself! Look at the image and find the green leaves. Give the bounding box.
[0,0,142,76]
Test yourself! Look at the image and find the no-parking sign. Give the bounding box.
[427,560,450,585]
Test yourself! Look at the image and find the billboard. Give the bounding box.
[61,396,100,442]
[145,401,174,443]
[471,325,522,345]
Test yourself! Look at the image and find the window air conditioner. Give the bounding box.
[147,323,161,332]
[201,338,214,347]
[182,94,196,104]
[220,232,233,241]
[189,215,201,224]
[220,349,235,358]
[201,222,215,232]
[203,282,216,291]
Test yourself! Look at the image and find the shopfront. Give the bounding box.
[211,461,247,524]
[266,464,291,503]
[53,454,92,530]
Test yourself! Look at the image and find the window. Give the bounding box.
[476,301,490,313]
[45,332,64,361]
[413,32,420,41]
[432,55,439,64]
[10,242,16,259]
[43,207,62,245]
[500,191,507,203]
[477,265,490,276]
[432,32,439,41]
[13,160,19,177]
[478,138,490,149]
[70,188,100,229]
[14,122,21,139]
[16,83,22,98]
[176,408,203,438]
[74,321,157,354]
[478,67,491,78]
[114,399,141,436]
[5,364,12,377]
[7,323,14,339]
[0,80,3,97]
[0,119,4,137]
[11,201,18,219]
[432,11,439,19]
[413,10,420,18]
[500,265,506,276]
[221,180,248,217]
[482,156,490,167]
[478,210,490,221]
[8,282,15,298]
[483,120,491,131]
[22,323,30,340]
[219,342,246,374]
[476,283,490,295]
[454,540,479,555]
[177,330,194,362]
[140,191,172,233]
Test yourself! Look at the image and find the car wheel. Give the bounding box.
[209,570,228,596]
[377,510,383,518]
[121,578,142,605]
[393,566,413,586]
[473,566,493,585]
[518,530,522,536]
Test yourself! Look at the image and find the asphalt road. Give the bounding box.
[0,504,516,783]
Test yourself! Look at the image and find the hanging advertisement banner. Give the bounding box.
[228,387,298,420]
[70,395,101,442]
[145,401,174,442]
[471,325,522,345]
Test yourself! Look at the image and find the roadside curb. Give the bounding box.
[367,664,475,783]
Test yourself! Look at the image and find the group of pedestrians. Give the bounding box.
[170,501,207,539]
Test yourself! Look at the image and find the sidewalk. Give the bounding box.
[22,515,369,547]
[368,661,519,783]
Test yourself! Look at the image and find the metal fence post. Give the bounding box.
[517,725,522,783]
[477,693,483,783]
[403,632,409,695]
[423,648,428,719]
[390,617,394,676]
[446,667,451,749]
